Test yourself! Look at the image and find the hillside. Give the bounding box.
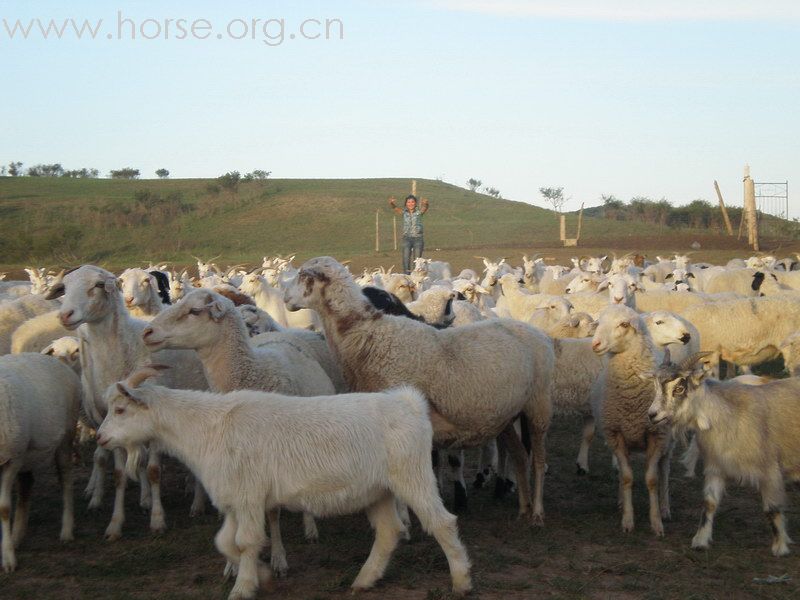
[0,177,794,273]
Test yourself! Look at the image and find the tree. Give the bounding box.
[218,171,241,195]
[242,169,271,182]
[540,186,566,213]
[109,167,140,179]
[27,163,64,177]
[467,178,482,192]
[8,162,23,177]
[484,187,501,199]
[155,168,170,179]
[63,168,99,178]
[0,165,6,176]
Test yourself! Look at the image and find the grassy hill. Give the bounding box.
[0,177,795,273]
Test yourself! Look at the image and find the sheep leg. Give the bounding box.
[352,494,404,591]
[393,471,472,594]
[138,456,151,510]
[682,436,700,478]
[612,435,635,533]
[395,499,412,540]
[448,452,468,512]
[493,440,510,498]
[190,479,207,517]
[761,466,791,557]
[473,440,497,489]
[576,416,595,475]
[216,512,240,581]
[230,508,269,600]
[87,445,107,509]
[659,443,673,521]
[1,461,21,572]
[498,423,533,520]
[302,512,319,542]
[55,441,75,542]
[105,448,127,541]
[146,449,166,534]
[530,422,548,525]
[266,508,288,576]
[645,437,664,537]
[692,472,725,550]
[11,472,33,548]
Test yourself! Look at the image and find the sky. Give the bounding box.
[1,0,799,216]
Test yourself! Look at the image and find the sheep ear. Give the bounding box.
[116,382,148,407]
[42,344,56,356]
[108,277,120,293]
[687,272,695,279]
[665,273,673,280]
[597,279,610,291]
[207,301,227,322]
[44,282,65,300]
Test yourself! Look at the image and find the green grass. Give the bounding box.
[4,176,787,275]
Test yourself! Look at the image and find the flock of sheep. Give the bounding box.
[1,250,800,599]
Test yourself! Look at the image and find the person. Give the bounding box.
[389,194,429,274]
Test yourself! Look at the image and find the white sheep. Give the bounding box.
[0,294,57,355]
[41,336,82,373]
[590,305,672,535]
[97,367,472,599]
[285,257,555,523]
[0,353,81,572]
[648,353,800,556]
[119,268,166,318]
[238,272,321,330]
[45,265,208,538]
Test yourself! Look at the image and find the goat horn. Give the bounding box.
[126,364,170,388]
[678,351,714,372]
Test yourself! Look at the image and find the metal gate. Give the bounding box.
[755,181,789,219]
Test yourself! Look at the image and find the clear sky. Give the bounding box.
[2,0,798,215]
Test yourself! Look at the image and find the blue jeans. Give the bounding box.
[402,236,424,274]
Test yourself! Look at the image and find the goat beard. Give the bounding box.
[125,446,143,481]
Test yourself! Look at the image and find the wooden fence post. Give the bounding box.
[714,180,734,236]
[743,166,759,251]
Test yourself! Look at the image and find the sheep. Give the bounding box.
[0,294,57,355]
[413,258,452,281]
[648,353,800,556]
[566,273,638,318]
[45,265,208,538]
[702,268,760,296]
[119,268,167,318]
[780,332,800,377]
[545,312,596,339]
[238,272,321,330]
[643,311,700,367]
[537,265,575,295]
[451,279,494,316]
[41,336,81,373]
[285,257,555,523]
[643,257,675,283]
[497,274,573,329]
[0,353,81,572]
[479,258,515,301]
[590,305,672,535]
[141,290,337,572]
[632,289,737,314]
[237,304,283,337]
[10,310,70,354]
[406,288,457,328]
[381,273,418,303]
[681,296,800,370]
[97,367,472,599]
[142,289,335,397]
[167,269,192,302]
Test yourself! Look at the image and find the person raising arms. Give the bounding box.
[389,194,429,274]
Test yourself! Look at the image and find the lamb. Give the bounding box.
[590,305,672,535]
[142,290,337,572]
[119,268,167,317]
[97,368,472,599]
[45,265,208,539]
[10,310,70,354]
[0,353,81,572]
[285,257,555,523]
[648,353,800,556]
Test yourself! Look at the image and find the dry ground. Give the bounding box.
[1,415,798,600]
